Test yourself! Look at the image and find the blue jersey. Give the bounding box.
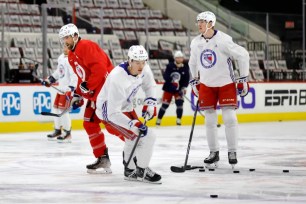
[162,62,190,93]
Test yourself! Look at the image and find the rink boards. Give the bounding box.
[0,82,305,133]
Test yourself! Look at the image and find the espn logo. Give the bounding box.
[33,92,52,114]
[2,92,21,116]
[265,89,306,106]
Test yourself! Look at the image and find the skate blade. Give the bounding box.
[124,177,137,181]
[87,168,112,174]
[231,164,237,169]
[57,139,72,143]
[205,162,219,169]
[136,178,162,184]
[47,138,58,141]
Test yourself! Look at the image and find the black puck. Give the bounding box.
[249,168,255,172]
[217,124,221,127]
[283,169,289,173]
[210,195,218,198]
[208,168,215,171]
[233,170,240,173]
[199,168,205,172]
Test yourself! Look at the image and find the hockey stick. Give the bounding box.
[125,119,148,168]
[170,101,199,173]
[41,107,70,117]
[32,65,65,94]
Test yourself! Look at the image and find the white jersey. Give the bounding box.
[52,53,78,93]
[96,62,156,130]
[189,30,250,87]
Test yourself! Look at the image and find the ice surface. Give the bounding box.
[1,121,306,203]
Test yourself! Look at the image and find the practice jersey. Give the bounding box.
[96,62,156,130]
[68,38,113,101]
[189,30,250,87]
[52,53,77,94]
[162,61,190,93]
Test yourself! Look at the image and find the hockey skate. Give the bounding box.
[124,167,137,181]
[176,118,181,126]
[228,152,238,169]
[136,167,162,184]
[204,151,219,169]
[86,148,112,174]
[57,130,71,143]
[47,129,61,141]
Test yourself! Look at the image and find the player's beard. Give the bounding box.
[66,43,74,50]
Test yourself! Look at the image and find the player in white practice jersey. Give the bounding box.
[42,46,78,143]
[96,45,161,184]
[188,11,250,168]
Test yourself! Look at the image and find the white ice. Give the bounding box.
[1,121,306,204]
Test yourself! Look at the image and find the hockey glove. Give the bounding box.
[142,97,157,121]
[179,87,187,97]
[62,86,75,100]
[41,76,56,87]
[79,81,94,97]
[129,120,148,137]
[236,76,249,97]
[189,78,200,97]
[70,94,84,110]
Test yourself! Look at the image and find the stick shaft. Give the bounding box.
[182,101,199,170]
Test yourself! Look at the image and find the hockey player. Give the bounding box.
[96,45,162,184]
[42,45,78,143]
[156,50,190,126]
[58,23,123,173]
[188,11,250,168]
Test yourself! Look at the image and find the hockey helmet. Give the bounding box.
[197,11,216,26]
[128,45,148,61]
[59,23,79,39]
[174,50,184,58]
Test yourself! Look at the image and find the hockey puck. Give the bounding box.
[208,168,215,171]
[210,195,218,198]
[217,124,221,127]
[283,169,289,173]
[199,168,205,172]
[249,168,256,172]
[233,170,240,173]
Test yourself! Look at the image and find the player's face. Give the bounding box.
[61,36,75,50]
[129,60,146,75]
[197,20,212,34]
[175,57,184,64]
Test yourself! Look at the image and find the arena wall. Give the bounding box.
[0,82,305,133]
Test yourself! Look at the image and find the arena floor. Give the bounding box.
[1,121,306,203]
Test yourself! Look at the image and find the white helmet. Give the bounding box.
[59,23,79,39]
[128,45,148,61]
[197,11,216,26]
[174,50,184,58]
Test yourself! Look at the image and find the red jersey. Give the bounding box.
[68,39,113,101]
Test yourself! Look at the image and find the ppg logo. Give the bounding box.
[33,92,51,114]
[2,92,21,116]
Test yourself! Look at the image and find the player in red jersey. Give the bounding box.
[59,23,124,174]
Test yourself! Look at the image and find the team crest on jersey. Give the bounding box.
[59,64,65,78]
[75,62,85,81]
[200,49,216,69]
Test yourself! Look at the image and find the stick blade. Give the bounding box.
[41,112,60,117]
[170,166,185,173]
